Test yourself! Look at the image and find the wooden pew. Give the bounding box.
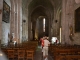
[49,45,80,60]
[66,55,80,60]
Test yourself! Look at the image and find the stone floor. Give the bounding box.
[34,46,53,60]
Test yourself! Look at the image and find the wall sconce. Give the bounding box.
[55,20,58,23]
[69,26,73,36]
[23,20,26,23]
[69,26,74,41]
[0,10,2,14]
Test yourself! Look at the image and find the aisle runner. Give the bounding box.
[34,46,53,60]
[34,46,42,60]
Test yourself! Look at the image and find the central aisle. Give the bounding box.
[34,46,53,60]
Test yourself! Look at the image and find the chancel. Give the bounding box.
[0,0,80,60]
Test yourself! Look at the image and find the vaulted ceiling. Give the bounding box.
[22,0,62,38]
[29,0,54,14]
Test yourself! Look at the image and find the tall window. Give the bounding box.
[43,18,45,32]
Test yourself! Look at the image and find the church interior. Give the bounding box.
[0,0,80,60]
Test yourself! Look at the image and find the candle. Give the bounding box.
[60,27,61,43]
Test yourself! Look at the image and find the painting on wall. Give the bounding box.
[2,1,10,23]
[75,7,80,32]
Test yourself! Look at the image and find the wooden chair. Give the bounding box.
[2,49,7,55]
[7,49,14,60]
[18,49,25,60]
[13,48,19,58]
[26,50,34,60]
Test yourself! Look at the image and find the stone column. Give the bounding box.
[28,16,31,40]
[10,0,22,43]
[64,0,70,44]
[65,0,74,44]
[61,0,74,44]
[20,0,22,42]
[14,0,22,43]
[17,0,22,43]
[10,0,15,43]
[53,8,57,36]
[49,15,52,41]
[0,0,3,47]
[61,0,66,44]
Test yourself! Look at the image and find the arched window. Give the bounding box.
[43,18,45,32]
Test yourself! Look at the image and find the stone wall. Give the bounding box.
[2,0,10,45]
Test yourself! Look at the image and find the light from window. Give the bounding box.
[43,18,45,32]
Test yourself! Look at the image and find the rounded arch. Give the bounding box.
[28,0,54,18]
[54,6,62,39]
[31,5,50,21]
[28,0,54,40]
[56,7,62,19]
[31,5,48,15]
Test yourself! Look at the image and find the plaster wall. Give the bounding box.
[61,0,80,45]
[2,0,10,45]
[22,0,28,41]
[2,22,10,45]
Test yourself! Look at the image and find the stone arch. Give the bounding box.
[28,0,54,40]
[30,5,50,17]
[30,5,50,40]
[54,6,62,38]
